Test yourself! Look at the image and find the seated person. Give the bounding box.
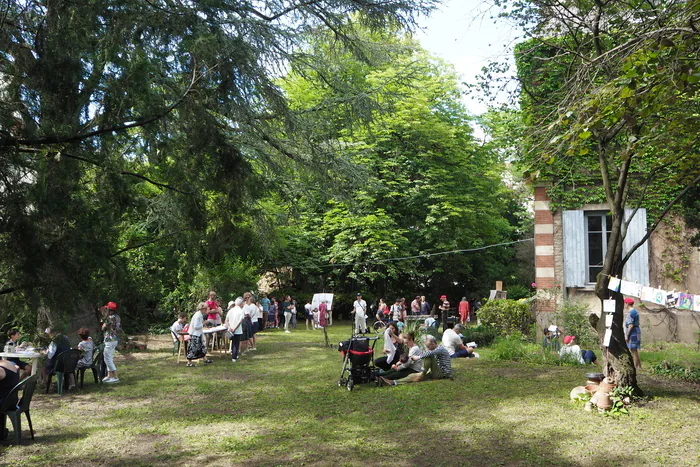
[377,332,422,381]
[4,329,32,379]
[43,327,71,378]
[76,328,94,369]
[380,335,452,385]
[548,325,561,351]
[559,335,598,365]
[442,324,478,359]
[421,315,438,333]
[374,323,402,371]
[0,360,21,415]
[171,313,189,339]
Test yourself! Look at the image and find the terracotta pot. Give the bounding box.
[595,391,612,410]
[599,382,615,393]
[584,384,599,394]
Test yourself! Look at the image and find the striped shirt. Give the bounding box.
[421,345,452,377]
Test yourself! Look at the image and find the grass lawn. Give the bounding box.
[1,322,699,466]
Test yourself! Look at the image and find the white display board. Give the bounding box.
[311,293,334,311]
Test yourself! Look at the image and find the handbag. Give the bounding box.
[225,330,235,340]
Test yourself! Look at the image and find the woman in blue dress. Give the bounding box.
[624,297,642,369]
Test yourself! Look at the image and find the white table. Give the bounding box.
[0,351,42,376]
[203,325,227,353]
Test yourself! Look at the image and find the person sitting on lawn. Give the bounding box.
[4,329,31,379]
[374,322,403,371]
[376,331,422,382]
[379,335,452,385]
[559,335,598,365]
[442,324,478,359]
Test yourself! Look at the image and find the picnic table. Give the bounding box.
[0,351,42,376]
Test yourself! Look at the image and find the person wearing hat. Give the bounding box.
[102,301,122,382]
[559,335,598,365]
[624,298,642,369]
[352,293,367,335]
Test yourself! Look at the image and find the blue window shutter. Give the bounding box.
[562,210,586,287]
[623,208,650,285]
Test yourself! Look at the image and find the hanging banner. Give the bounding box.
[603,329,612,347]
[620,280,642,298]
[666,292,680,308]
[605,314,613,327]
[677,294,693,311]
[608,277,621,292]
[603,299,616,313]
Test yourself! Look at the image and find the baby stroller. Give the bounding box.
[337,336,378,391]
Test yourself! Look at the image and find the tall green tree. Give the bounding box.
[497,0,700,391]
[0,0,438,328]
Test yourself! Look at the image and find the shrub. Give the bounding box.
[489,333,580,365]
[478,299,534,336]
[505,284,532,301]
[649,361,700,383]
[554,300,598,348]
[460,325,498,347]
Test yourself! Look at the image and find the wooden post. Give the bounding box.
[496,281,503,291]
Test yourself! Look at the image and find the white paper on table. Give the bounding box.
[607,277,621,292]
[694,295,700,312]
[605,314,613,327]
[603,299,616,313]
[603,329,612,347]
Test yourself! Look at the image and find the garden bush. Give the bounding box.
[459,325,498,347]
[478,299,534,336]
[490,333,580,365]
[554,300,598,348]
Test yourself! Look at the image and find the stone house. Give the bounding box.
[533,185,700,344]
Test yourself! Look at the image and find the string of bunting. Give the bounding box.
[606,275,700,312]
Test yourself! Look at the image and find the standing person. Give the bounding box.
[352,293,368,335]
[186,302,212,367]
[101,302,122,383]
[319,300,328,328]
[260,294,271,331]
[225,298,245,363]
[269,298,278,328]
[377,298,389,321]
[410,296,421,316]
[243,294,258,351]
[255,298,264,336]
[439,295,450,331]
[391,298,402,322]
[304,300,314,330]
[283,295,293,334]
[420,295,430,315]
[458,297,470,324]
[205,290,223,325]
[624,298,642,369]
[290,297,298,328]
[399,298,407,321]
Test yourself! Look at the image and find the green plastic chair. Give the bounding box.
[78,344,104,388]
[0,375,37,444]
[51,349,81,395]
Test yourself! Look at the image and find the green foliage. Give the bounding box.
[505,284,532,301]
[649,361,700,383]
[478,299,534,336]
[459,325,499,348]
[554,300,598,349]
[489,334,566,365]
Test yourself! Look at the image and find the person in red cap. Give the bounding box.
[559,335,598,365]
[102,301,122,383]
[624,298,642,368]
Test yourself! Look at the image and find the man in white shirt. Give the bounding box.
[352,293,368,334]
[225,298,245,362]
[442,324,478,358]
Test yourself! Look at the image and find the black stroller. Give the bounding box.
[337,336,378,391]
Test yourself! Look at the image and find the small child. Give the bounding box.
[77,327,94,369]
[171,313,188,334]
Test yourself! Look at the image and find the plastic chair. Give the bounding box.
[78,344,104,388]
[45,349,81,395]
[171,331,180,355]
[0,375,37,444]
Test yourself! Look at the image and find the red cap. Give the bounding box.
[440,295,447,300]
[563,335,575,345]
[623,298,635,305]
[105,302,118,310]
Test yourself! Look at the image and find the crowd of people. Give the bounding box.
[170,290,332,367]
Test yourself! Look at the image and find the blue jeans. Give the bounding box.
[450,348,474,359]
